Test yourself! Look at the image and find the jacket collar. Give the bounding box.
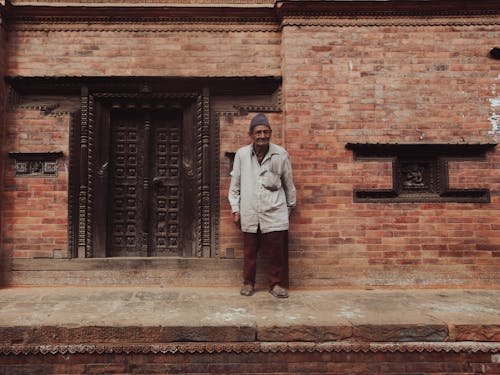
[251,143,278,163]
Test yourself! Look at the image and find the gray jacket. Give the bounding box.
[229,143,296,233]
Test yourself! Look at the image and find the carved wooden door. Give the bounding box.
[107,110,182,257]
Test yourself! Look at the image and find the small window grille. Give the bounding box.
[345,143,496,203]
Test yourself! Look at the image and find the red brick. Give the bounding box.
[1,10,499,289]
[1,350,498,374]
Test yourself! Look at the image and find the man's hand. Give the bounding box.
[232,212,241,226]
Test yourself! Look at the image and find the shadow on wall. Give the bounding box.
[0,250,6,287]
[0,196,7,289]
[0,223,11,286]
[0,93,7,288]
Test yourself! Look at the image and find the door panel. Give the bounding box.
[151,114,182,256]
[108,110,182,257]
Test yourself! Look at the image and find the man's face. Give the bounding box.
[250,125,272,147]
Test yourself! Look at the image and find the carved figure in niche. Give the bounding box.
[31,161,43,174]
[402,163,425,188]
[228,113,296,299]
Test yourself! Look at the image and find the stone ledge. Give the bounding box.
[12,257,242,271]
[10,259,497,288]
[9,258,254,287]
[2,323,498,347]
[0,287,498,350]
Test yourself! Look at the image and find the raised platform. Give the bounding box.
[0,287,499,374]
[9,257,496,288]
[9,257,247,287]
[0,287,498,347]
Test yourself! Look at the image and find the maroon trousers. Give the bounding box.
[243,230,289,289]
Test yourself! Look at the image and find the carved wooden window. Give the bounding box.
[346,143,496,203]
[9,152,63,178]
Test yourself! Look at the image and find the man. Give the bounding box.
[228,113,296,298]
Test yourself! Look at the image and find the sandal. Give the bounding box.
[269,285,289,298]
[240,284,254,296]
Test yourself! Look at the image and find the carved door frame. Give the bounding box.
[69,87,216,258]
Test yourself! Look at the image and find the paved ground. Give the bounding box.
[0,287,499,346]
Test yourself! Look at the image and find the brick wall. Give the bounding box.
[2,12,500,287]
[7,28,281,77]
[0,350,499,374]
[2,105,75,259]
[281,23,500,287]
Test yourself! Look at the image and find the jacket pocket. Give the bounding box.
[261,170,282,191]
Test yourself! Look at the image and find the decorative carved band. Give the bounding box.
[86,94,95,258]
[10,16,500,32]
[1,341,499,356]
[11,24,279,33]
[9,18,279,33]
[9,0,275,5]
[195,94,204,257]
[276,0,500,19]
[201,88,211,257]
[8,1,500,32]
[282,15,500,28]
[78,90,89,258]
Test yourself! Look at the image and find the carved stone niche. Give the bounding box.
[345,143,497,203]
[8,152,64,177]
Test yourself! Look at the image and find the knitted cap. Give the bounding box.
[249,113,271,133]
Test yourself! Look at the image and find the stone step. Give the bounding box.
[9,257,258,287]
[0,287,499,348]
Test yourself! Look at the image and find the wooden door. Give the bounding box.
[107,110,182,257]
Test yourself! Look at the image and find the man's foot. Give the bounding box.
[240,284,254,296]
[269,285,288,298]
